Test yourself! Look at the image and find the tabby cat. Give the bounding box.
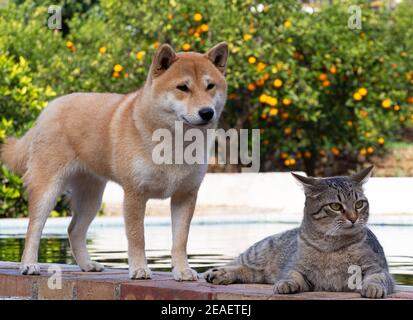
[204,166,394,298]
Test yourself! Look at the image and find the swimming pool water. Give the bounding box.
[1,221,412,285]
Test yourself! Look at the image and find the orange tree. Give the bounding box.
[0,0,413,178]
[0,54,64,217]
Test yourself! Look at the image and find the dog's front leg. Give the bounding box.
[123,190,151,279]
[170,190,199,281]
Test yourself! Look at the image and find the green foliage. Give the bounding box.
[0,53,64,218]
[0,0,413,216]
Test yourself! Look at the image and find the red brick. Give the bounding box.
[76,280,118,300]
[36,277,76,300]
[120,280,213,300]
[1,262,413,300]
[0,274,33,298]
[388,291,413,300]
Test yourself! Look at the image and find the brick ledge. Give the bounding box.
[0,261,412,300]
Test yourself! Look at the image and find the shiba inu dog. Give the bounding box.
[1,42,229,281]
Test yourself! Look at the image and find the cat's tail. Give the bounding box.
[0,130,33,175]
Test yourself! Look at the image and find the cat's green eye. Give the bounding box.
[355,200,364,210]
[329,203,343,211]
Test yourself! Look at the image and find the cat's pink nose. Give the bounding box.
[346,213,358,224]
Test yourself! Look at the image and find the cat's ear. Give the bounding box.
[291,172,318,189]
[351,165,374,184]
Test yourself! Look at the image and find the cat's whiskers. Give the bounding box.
[325,222,343,238]
[356,217,366,226]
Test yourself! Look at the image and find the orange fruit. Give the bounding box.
[268,97,278,107]
[331,147,340,156]
[273,79,283,88]
[353,92,362,101]
[200,24,209,32]
[269,108,278,116]
[259,94,269,103]
[256,62,267,72]
[193,13,203,22]
[136,51,145,60]
[113,64,123,72]
[255,78,265,86]
[284,20,292,28]
[381,99,391,109]
[182,43,191,51]
[243,34,252,41]
[247,83,256,91]
[358,87,368,96]
[284,127,292,135]
[282,98,292,106]
[322,80,331,87]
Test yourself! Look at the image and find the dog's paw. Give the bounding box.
[273,279,300,294]
[173,267,198,281]
[129,267,152,279]
[361,282,386,299]
[81,261,104,272]
[204,267,234,285]
[20,263,40,275]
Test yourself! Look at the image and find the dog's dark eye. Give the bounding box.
[177,84,189,92]
[329,203,343,211]
[355,200,364,210]
[207,83,216,90]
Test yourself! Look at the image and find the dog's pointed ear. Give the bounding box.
[151,44,177,78]
[205,42,229,74]
[351,165,374,184]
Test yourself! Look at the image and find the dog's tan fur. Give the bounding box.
[0,43,229,280]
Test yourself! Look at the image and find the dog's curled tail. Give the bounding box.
[1,131,32,175]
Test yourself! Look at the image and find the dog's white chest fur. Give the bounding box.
[132,157,203,199]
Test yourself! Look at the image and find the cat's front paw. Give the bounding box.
[273,279,300,294]
[204,267,235,285]
[361,282,387,299]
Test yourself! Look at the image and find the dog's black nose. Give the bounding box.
[199,108,214,121]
